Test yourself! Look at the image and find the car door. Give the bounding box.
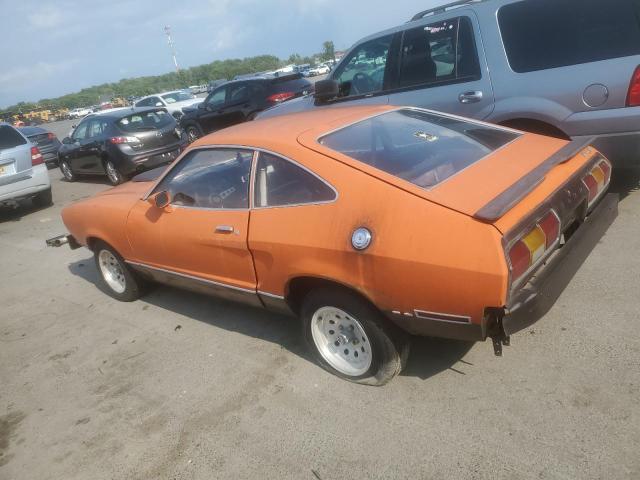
[386,14,495,119]
[197,87,228,133]
[326,33,400,108]
[75,118,105,173]
[215,82,252,129]
[66,120,90,172]
[125,147,259,303]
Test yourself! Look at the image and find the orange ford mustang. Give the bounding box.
[50,105,618,385]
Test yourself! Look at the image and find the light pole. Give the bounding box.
[164,25,180,73]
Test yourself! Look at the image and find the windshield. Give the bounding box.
[116,109,173,131]
[161,91,195,103]
[320,109,520,189]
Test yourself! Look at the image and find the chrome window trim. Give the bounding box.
[125,260,256,294]
[250,149,339,210]
[257,290,285,300]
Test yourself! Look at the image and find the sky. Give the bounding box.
[0,0,446,108]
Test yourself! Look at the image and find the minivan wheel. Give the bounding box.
[185,125,202,143]
[301,288,409,386]
[59,159,75,182]
[93,241,143,301]
[104,159,124,185]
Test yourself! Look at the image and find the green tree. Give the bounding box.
[321,41,335,62]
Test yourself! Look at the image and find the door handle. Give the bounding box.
[215,225,234,234]
[458,91,483,104]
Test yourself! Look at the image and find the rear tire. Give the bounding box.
[59,159,76,182]
[301,288,409,386]
[33,187,53,207]
[93,241,144,302]
[104,159,125,185]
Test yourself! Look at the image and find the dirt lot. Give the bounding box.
[1,120,639,479]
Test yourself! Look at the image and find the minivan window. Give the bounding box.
[333,34,393,98]
[399,16,480,88]
[117,110,173,132]
[320,109,520,189]
[499,0,640,73]
[0,125,27,150]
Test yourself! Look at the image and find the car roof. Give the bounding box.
[138,90,186,99]
[191,105,394,150]
[84,107,168,120]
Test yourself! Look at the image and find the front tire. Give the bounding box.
[185,124,202,143]
[93,241,143,302]
[59,159,76,182]
[104,159,124,185]
[301,288,409,386]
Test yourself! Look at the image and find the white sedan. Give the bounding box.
[134,90,202,119]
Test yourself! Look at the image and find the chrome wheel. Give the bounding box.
[60,160,73,180]
[186,126,200,142]
[310,306,372,377]
[98,250,126,294]
[105,161,121,184]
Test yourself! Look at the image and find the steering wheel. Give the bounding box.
[351,72,374,95]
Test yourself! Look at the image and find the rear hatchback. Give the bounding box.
[264,74,314,106]
[18,126,62,166]
[109,109,184,174]
[0,124,52,205]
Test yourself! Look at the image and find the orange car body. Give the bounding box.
[61,105,617,343]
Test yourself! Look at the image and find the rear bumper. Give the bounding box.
[116,143,184,175]
[502,193,619,336]
[0,164,51,203]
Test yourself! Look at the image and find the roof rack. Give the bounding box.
[409,0,488,22]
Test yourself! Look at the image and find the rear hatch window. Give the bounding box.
[116,109,174,132]
[499,0,640,73]
[271,76,313,94]
[0,125,27,150]
[319,109,519,189]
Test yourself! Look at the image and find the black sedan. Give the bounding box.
[57,108,186,185]
[18,126,62,167]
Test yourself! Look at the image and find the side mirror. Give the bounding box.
[314,79,339,103]
[62,137,73,144]
[149,191,170,209]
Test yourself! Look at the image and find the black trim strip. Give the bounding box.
[474,137,597,222]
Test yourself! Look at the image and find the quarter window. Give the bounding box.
[499,0,640,73]
[254,152,336,208]
[398,16,480,88]
[333,35,393,98]
[155,148,254,209]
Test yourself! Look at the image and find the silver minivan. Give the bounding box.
[258,0,640,165]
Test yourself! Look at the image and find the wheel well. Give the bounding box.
[500,118,570,140]
[285,276,378,315]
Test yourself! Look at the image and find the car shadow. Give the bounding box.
[59,175,113,186]
[68,257,474,382]
[610,166,640,201]
[0,199,54,223]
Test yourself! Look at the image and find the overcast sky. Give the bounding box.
[0,0,448,108]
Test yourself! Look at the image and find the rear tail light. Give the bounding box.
[507,210,561,286]
[267,92,296,103]
[109,136,141,145]
[582,157,612,207]
[47,132,55,140]
[627,66,640,107]
[31,146,43,166]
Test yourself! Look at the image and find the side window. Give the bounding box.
[254,152,336,208]
[72,121,89,140]
[206,87,227,107]
[398,17,480,88]
[135,97,152,107]
[87,119,106,138]
[333,34,393,98]
[227,83,249,103]
[155,148,253,209]
[151,96,163,107]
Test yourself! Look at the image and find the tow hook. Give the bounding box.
[487,311,510,357]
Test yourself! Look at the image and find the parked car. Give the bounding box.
[307,64,331,76]
[18,126,62,167]
[258,0,640,166]
[51,105,616,385]
[134,90,202,120]
[180,73,313,142]
[57,108,186,185]
[68,107,92,119]
[0,123,52,207]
